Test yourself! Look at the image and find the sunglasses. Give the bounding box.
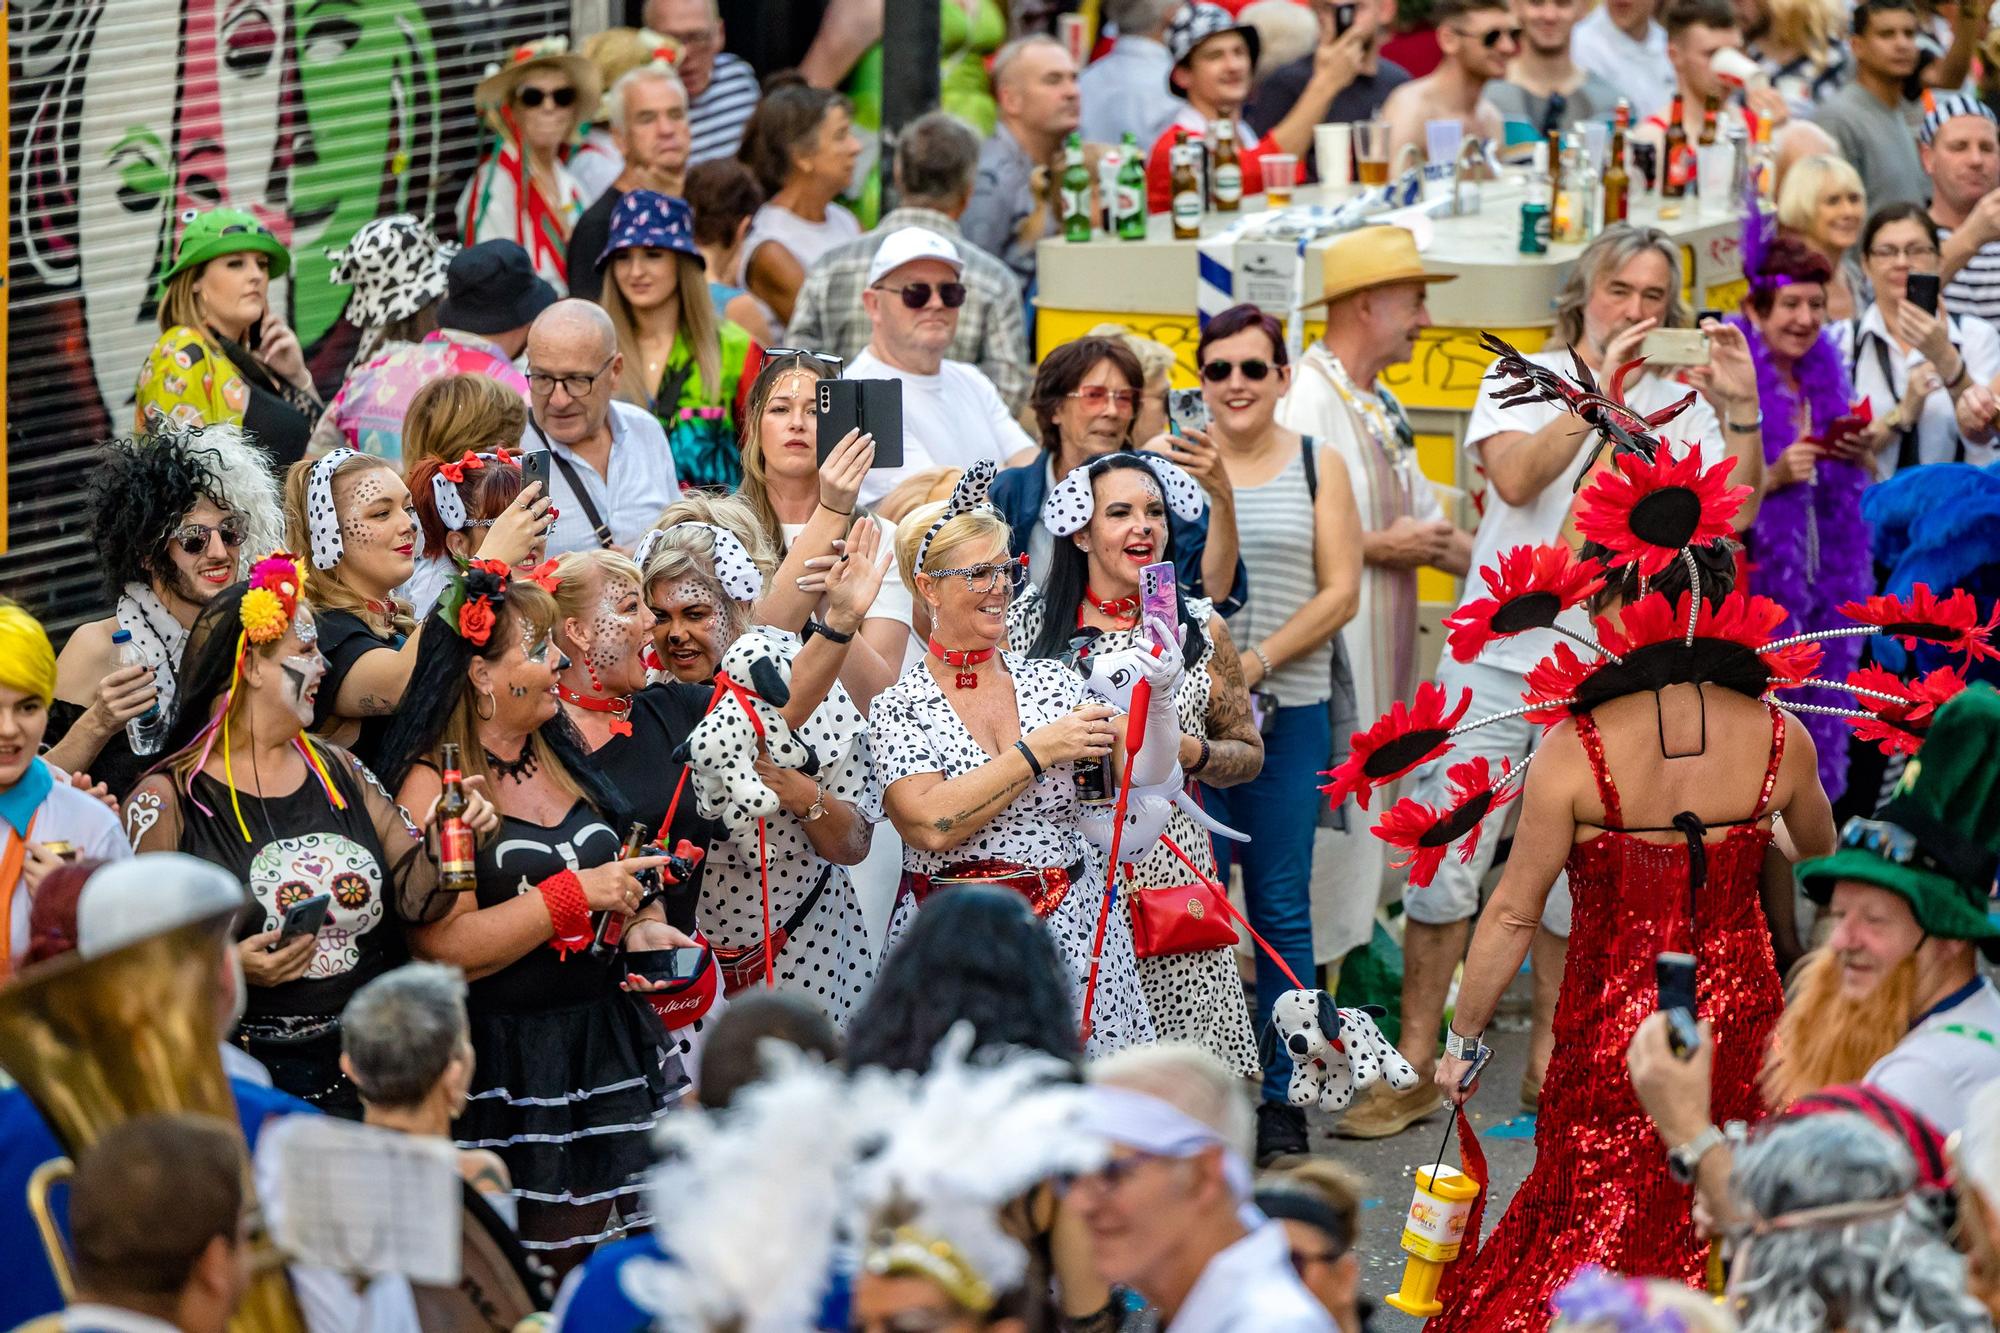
[170,519,248,554]
[874,280,967,310]
[1200,357,1273,382]
[927,558,1030,594]
[1455,23,1522,46]
[517,85,577,109]
[1066,385,1142,411]
[765,347,846,369]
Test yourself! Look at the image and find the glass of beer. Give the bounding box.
[1263,153,1298,205]
[1355,121,1392,185]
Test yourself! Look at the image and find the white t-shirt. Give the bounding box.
[1830,306,2000,475]
[741,201,862,279]
[846,348,1036,505]
[1168,1222,1337,1333]
[1456,349,1726,673]
[781,514,920,671]
[1571,9,1674,121]
[1867,975,2000,1134]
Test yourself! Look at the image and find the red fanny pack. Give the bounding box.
[709,866,833,995]
[903,858,1081,919]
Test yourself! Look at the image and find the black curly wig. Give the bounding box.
[85,425,284,602]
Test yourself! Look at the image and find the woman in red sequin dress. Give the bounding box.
[1428,549,1839,1331]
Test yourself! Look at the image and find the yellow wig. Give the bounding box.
[0,601,56,706]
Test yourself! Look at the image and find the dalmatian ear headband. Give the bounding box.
[635,522,764,602]
[429,448,518,532]
[306,448,361,571]
[915,460,1001,570]
[1041,453,1205,538]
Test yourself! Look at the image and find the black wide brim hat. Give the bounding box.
[438,240,558,336]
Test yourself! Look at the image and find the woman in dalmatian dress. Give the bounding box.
[1012,453,1265,1078]
[124,555,488,1119]
[637,493,885,1030]
[872,469,1157,1058]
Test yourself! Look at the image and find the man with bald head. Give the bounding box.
[525,299,681,555]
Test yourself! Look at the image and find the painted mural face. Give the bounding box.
[290,0,440,346]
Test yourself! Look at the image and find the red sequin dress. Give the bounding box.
[1429,704,1788,1332]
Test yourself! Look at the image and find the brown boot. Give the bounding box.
[1332,1078,1444,1140]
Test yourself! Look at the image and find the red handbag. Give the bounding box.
[1129,880,1240,958]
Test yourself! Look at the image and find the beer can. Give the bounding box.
[1073,756,1111,805]
[1518,202,1550,255]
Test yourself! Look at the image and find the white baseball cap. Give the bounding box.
[866,226,965,288]
[79,854,246,958]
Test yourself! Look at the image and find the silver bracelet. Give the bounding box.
[1250,645,1273,678]
[1444,1026,1485,1060]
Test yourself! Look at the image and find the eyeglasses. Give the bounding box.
[1868,243,1940,262]
[927,559,1030,594]
[874,280,967,310]
[1200,357,1273,382]
[1454,23,1522,46]
[666,25,719,50]
[765,347,846,369]
[1056,1152,1164,1198]
[527,355,616,398]
[516,85,577,109]
[1066,385,1142,411]
[1288,1245,1348,1279]
[170,519,248,554]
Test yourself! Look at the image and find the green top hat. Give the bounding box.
[1799,683,2000,954]
[157,207,292,295]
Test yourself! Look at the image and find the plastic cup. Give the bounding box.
[1354,121,1391,185]
[1315,123,1352,187]
[1696,143,1735,212]
[1264,153,1298,204]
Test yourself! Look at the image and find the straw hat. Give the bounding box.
[475,36,602,127]
[1299,224,1456,309]
[583,27,684,104]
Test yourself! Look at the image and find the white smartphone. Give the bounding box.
[1638,327,1711,367]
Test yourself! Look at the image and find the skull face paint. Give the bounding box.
[278,652,327,726]
[646,574,738,684]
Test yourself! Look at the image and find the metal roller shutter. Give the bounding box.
[4,0,569,634]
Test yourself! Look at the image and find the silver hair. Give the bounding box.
[1088,1042,1255,1160]
[340,962,470,1109]
[991,34,1069,92]
[1551,224,1692,349]
[1730,1113,1990,1333]
[608,62,688,134]
[183,422,287,578]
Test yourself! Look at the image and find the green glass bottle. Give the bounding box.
[1115,132,1147,240]
[1061,133,1092,243]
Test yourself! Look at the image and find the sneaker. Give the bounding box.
[1255,1101,1310,1165]
[1333,1078,1443,1140]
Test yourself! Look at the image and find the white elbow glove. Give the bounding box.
[1126,616,1186,791]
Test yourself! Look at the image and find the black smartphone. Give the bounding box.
[521,447,552,494]
[246,316,265,351]
[815,379,905,469]
[623,946,711,985]
[1696,307,1724,327]
[1906,273,1941,317]
[1333,1,1357,35]
[1656,951,1702,1059]
[272,894,331,950]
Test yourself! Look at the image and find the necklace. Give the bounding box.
[483,740,540,783]
[928,637,996,689]
[1083,585,1141,624]
[557,684,634,737]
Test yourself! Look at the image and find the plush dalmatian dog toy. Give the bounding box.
[679,635,816,860]
[1261,989,1421,1113]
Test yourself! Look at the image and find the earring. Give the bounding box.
[475,685,496,720]
[585,656,603,693]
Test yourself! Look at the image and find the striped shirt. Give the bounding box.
[688,53,760,164]
[1939,224,2000,321]
[1232,449,1330,706]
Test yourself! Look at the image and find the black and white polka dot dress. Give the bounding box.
[695,628,877,1030]
[1011,592,1260,1078]
[869,652,1156,1058]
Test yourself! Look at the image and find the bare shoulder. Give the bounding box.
[459,1148,512,1194]
[55,618,119,701]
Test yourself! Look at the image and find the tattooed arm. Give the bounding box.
[1185,617,1264,788]
[883,703,1119,853]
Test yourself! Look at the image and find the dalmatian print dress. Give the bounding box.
[695,627,877,1029]
[870,653,1157,1058]
[1011,591,1260,1078]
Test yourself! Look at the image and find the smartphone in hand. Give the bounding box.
[1656,951,1702,1059]
[1906,273,1941,317]
[271,894,332,951]
[1139,561,1177,650]
[1167,387,1211,437]
[816,379,906,468]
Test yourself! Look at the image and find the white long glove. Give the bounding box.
[1126,616,1186,791]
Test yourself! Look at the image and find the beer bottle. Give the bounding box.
[1061,133,1093,242]
[437,742,477,895]
[1663,94,1691,198]
[1210,118,1243,211]
[1699,94,1720,147]
[1603,99,1631,226]
[1115,132,1148,239]
[1171,130,1203,239]
[591,821,655,958]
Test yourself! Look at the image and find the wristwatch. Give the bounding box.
[802,786,829,822]
[1444,1027,1484,1060]
[1667,1124,1726,1184]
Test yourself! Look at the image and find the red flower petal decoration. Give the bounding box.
[470,557,515,580]
[1842,664,1969,756]
[1595,590,1822,681]
[1572,448,1752,577]
[1320,682,1473,811]
[1521,641,1598,724]
[1840,584,2000,663]
[1374,757,1521,888]
[1442,544,1607,663]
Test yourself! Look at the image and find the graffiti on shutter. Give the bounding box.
[5,0,567,632]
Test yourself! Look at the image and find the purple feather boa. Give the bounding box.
[1731,316,1872,803]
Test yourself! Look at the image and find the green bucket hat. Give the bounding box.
[157,207,292,295]
[1799,682,2000,955]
